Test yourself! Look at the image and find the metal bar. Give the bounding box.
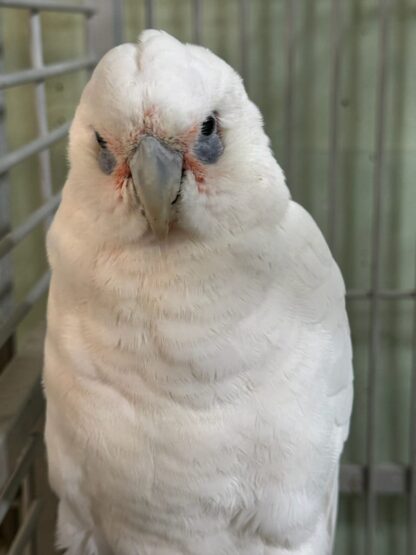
[0,20,14,366]
[327,0,342,248]
[340,463,409,495]
[6,500,42,555]
[145,0,154,28]
[0,57,96,90]
[0,192,61,259]
[0,0,95,13]
[0,272,50,349]
[85,0,95,80]
[22,465,37,555]
[0,121,70,175]
[112,0,124,45]
[347,288,416,300]
[193,0,202,44]
[409,252,416,555]
[86,13,94,61]
[30,9,53,228]
[239,0,249,90]
[366,1,391,553]
[0,435,40,524]
[283,0,295,195]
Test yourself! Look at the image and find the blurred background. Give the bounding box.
[0,0,415,554]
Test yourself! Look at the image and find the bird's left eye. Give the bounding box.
[194,114,224,164]
[95,131,107,148]
[201,116,216,137]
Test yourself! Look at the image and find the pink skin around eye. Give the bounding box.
[183,153,207,192]
[115,162,131,191]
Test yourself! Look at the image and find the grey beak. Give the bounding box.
[129,136,183,239]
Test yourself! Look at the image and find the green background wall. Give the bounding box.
[1,1,415,553]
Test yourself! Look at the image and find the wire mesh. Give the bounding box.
[0,2,99,552]
[366,1,391,552]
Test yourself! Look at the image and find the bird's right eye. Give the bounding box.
[201,116,216,137]
[94,130,116,175]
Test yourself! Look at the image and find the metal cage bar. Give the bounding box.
[283,0,295,195]
[21,464,38,555]
[0,121,70,175]
[0,192,61,259]
[29,9,53,225]
[366,1,391,553]
[0,435,40,524]
[193,0,202,45]
[0,0,95,13]
[0,57,96,90]
[86,5,95,59]
[112,0,124,45]
[327,0,342,248]
[341,463,409,494]
[409,254,416,554]
[0,17,14,370]
[347,288,416,300]
[145,0,154,29]
[239,0,249,90]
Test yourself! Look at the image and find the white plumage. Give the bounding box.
[43,30,353,555]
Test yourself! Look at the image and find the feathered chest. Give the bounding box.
[45,215,348,553]
[49,220,336,409]
[72,237,281,375]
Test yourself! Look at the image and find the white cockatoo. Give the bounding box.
[44,30,353,555]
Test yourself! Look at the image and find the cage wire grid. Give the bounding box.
[0,1,415,554]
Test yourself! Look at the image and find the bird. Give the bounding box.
[43,29,353,555]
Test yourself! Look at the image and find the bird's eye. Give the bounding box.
[201,116,216,137]
[95,131,107,149]
[94,130,116,174]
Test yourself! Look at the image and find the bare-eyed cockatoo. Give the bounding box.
[43,30,353,555]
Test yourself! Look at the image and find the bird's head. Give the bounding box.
[68,30,288,243]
